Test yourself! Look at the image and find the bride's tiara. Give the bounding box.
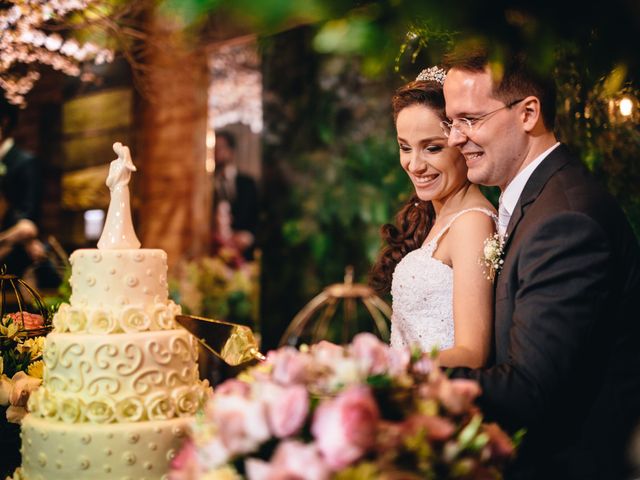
[415,66,447,85]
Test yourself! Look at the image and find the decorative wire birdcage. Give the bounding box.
[279,267,391,347]
[0,265,51,337]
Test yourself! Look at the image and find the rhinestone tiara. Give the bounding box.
[415,66,447,85]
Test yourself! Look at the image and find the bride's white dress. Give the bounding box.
[390,207,495,352]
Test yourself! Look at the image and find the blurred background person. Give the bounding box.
[213,130,259,260]
[0,98,60,289]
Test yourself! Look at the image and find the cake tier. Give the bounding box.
[29,329,208,423]
[20,414,191,480]
[68,248,168,311]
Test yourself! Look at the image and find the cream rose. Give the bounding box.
[152,303,175,330]
[115,397,145,422]
[52,303,69,331]
[65,307,87,332]
[121,307,151,333]
[85,398,115,423]
[37,389,58,419]
[87,309,116,334]
[59,396,83,423]
[172,386,200,417]
[146,392,175,420]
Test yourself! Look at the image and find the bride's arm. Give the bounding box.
[437,212,495,369]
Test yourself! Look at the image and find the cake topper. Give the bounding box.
[97,142,141,249]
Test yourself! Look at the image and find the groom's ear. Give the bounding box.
[521,96,542,133]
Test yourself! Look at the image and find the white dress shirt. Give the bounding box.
[498,142,560,236]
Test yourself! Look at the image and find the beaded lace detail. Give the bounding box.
[390,207,496,352]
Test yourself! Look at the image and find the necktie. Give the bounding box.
[498,199,510,237]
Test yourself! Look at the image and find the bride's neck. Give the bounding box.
[432,182,473,217]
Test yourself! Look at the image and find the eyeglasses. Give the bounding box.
[440,98,525,137]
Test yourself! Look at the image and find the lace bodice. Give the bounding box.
[390,207,495,352]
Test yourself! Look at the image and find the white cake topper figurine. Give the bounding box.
[97,142,141,249]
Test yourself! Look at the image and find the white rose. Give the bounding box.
[172,386,200,416]
[152,303,175,330]
[52,303,70,331]
[85,398,115,423]
[65,307,87,332]
[87,309,116,334]
[121,307,151,333]
[59,397,83,423]
[146,392,175,420]
[37,389,58,419]
[115,397,145,422]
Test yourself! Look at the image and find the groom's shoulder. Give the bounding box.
[531,146,635,236]
[543,148,618,213]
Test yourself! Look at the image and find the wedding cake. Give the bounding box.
[16,143,210,480]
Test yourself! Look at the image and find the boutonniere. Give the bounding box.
[480,233,506,281]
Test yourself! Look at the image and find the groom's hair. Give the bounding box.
[444,45,556,131]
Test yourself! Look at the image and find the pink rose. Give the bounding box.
[348,332,390,375]
[436,378,481,416]
[403,414,455,442]
[6,312,44,330]
[215,379,251,397]
[386,346,411,377]
[261,382,309,438]
[9,371,42,407]
[169,440,200,480]
[311,386,380,470]
[310,341,345,367]
[412,355,435,376]
[245,440,330,480]
[210,394,270,455]
[268,347,313,386]
[484,423,515,459]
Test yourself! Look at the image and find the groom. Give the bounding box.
[443,48,640,479]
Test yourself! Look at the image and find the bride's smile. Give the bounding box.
[396,104,468,207]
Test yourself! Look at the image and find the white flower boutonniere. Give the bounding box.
[480,233,506,281]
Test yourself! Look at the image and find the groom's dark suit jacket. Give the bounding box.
[452,144,640,479]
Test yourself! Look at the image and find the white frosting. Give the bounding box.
[67,249,168,316]
[20,414,191,480]
[53,300,181,334]
[29,330,208,422]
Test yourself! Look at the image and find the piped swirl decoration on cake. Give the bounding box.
[29,330,209,424]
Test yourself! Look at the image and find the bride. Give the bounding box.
[371,67,496,368]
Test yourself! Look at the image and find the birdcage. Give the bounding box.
[0,266,51,337]
[279,267,391,347]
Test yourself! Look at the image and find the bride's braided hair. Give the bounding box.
[370,80,446,295]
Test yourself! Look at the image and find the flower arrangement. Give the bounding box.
[480,233,506,281]
[169,333,516,479]
[0,312,49,423]
[170,250,259,326]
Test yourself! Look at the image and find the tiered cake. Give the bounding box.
[17,143,209,480]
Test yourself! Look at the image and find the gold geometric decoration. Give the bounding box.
[279,266,391,347]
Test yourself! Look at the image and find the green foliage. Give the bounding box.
[555,49,640,236]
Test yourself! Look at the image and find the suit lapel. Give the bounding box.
[502,144,572,253]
